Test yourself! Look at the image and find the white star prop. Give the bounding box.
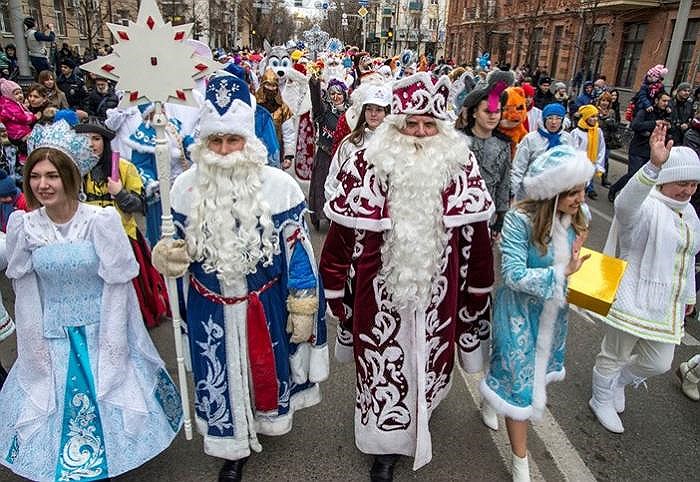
[80,0,218,108]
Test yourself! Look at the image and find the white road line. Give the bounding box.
[459,369,597,482]
[587,204,613,223]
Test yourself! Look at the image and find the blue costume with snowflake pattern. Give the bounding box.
[0,204,181,482]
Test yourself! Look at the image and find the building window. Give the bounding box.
[514,28,524,67]
[588,25,608,80]
[411,14,420,30]
[54,0,67,36]
[28,0,42,29]
[116,8,131,26]
[0,4,11,33]
[550,26,563,77]
[429,18,438,31]
[528,27,543,68]
[672,19,699,88]
[616,23,647,87]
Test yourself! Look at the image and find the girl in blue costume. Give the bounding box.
[480,145,593,482]
[0,120,182,482]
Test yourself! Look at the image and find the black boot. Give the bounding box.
[601,173,611,188]
[0,361,6,391]
[218,457,248,482]
[370,454,400,482]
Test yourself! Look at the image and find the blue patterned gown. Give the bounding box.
[480,209,575,421]
[0,204,182,482]
[171,165,328,461]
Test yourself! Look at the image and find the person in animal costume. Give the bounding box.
[498,86,529,156]
[255,69,296,169]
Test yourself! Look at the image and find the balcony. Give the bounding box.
[408,1,423,12]
[580,0,659,9]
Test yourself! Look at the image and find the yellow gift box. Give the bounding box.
[567,247,627,316]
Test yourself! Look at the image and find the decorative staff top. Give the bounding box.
[303,24,330,55]
[79,0,218,109]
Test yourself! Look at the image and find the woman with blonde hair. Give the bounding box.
[37,69,68,110]
[481,145,593,482]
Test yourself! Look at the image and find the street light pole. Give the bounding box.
[665,0,692,89]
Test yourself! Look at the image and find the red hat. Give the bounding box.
[392,72,450,120]
[521,82,535,97]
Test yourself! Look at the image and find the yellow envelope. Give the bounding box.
[567,247,627,316]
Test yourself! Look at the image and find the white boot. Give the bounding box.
[613,366,638,413]
[677,356,700,401]
[589,367,624,433]
[481,399,499,431]
[512,452,530,482]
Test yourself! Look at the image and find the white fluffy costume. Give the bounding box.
[169,72,328,461]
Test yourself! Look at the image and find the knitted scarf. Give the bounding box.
[577,117,599,163]
[537,127,562,150]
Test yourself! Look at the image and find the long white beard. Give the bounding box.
[366,116,469,308]
[186,141,279,285]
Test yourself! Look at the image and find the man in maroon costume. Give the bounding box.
[319,72,495,481]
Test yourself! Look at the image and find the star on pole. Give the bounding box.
[80,0,218,109]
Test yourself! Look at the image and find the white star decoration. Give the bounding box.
[80,0,218,108]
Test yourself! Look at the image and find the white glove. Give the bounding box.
[151,239,190,278]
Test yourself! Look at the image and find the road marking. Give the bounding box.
[587,204,613,223]
[459,369,597,482]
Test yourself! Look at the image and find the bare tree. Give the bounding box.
[65,0,110,53]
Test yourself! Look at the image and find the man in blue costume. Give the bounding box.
[152,71,328,482]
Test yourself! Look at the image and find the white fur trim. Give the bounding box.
[289,342,310,384]
[459,345,486,373]
[530,215,570,421]
[324,288,345,299]
[523,153,594,200]
[323,203,392,231]
[255,383,322,436]
[309,344,329,382]
[468,285,493,294]
[334,337,354,363]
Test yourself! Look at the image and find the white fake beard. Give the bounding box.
[367,116,468,308]
[186,141,279,285]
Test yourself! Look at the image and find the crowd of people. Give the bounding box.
[0,15,698,482]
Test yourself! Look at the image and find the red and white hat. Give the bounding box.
[392,72,450,120]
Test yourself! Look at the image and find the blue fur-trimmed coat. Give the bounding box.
[171,165,328,461]
[481,209,575,421]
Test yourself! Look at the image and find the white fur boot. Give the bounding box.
[512,452,530,482]
[481,399,499,431]
[613,366,638,413]
[677,355,700,401]
[589,367,624,433]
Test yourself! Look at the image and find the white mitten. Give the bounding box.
[286,295,317,344]
[151,239,190,278]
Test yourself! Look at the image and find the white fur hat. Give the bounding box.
[199,70,255,140]
[656,146,700,185]
[523,145,595,200]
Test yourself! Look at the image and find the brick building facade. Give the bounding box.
[446,0,699,90]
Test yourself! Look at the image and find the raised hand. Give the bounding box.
[565,233,591,277]
[649,123,673,168]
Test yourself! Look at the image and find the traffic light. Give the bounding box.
[387,27,393,39]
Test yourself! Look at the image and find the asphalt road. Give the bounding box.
[0,155,698,482]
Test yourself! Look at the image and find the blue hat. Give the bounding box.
[523,145,594,200]
[199,71,255,140]
[27,120,98,175]
[0,170,17,197]
[542,103,566,119]
[54,109,79,126]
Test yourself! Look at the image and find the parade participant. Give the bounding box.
[498,86,529,155]
[572,104,606,199]
[482,145,593,482]
[23,17,54,76]
[325,81,391,203]
[522,82,542,134]
[457,70,513,238]
[255,69,296,168]
[37,70,70,110]
[0,120,183,481]
[511,102,572,200]
[76,117,170,329]
[125,103,193,246]
[590,127,700,434]
[0,285,11,390]
[152,72,328,482]
[677,354,700,400]
[597,92,619,188]
[309,76,348,230]
[320,72,495,480]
